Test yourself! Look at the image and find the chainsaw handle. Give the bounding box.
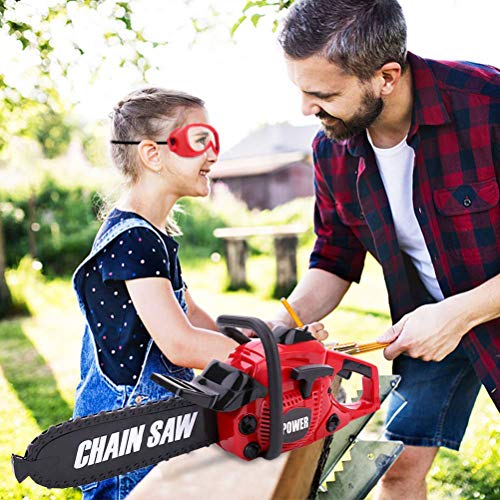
[216,315,283,460]
[219,326,251,345]
[326,350,380,412]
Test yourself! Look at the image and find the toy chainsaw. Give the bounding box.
[12,315,381,489]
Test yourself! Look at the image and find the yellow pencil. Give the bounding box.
[280,297,304,327]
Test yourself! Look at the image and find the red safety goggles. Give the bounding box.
[111,123,220,158]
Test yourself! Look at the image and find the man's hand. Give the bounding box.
[377,296,471,362]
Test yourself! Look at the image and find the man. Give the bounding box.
[269,0,500,498]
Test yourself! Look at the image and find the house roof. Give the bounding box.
[211,152,310,179]
[212,123,318,179]
[221,123,319,160]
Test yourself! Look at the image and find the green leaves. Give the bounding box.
[230,15,247,37]
[0,0,165,155]
[231,0,295,37]
[251,13,264,27]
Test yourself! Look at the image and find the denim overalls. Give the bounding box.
[72,216,194,499]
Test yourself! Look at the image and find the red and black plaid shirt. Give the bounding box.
[310,52,500,409]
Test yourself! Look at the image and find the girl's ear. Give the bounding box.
[137,140,162,174]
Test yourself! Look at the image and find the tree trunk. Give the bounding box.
[28,191,37,258]
[0,214,13,318]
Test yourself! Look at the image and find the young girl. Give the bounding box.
[72,87,327,498]
[72,87,239,498]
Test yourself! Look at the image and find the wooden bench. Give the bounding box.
[213,224,308,298]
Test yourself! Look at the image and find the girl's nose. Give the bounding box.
[206,146,218,162]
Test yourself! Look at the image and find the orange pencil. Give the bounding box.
[280,297,304,327]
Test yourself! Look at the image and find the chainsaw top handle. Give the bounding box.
[216,315,283,460]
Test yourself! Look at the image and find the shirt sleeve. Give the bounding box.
[309,138,367,283]
[97,227,171,283]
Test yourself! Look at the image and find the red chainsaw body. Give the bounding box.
[217,338,380,459]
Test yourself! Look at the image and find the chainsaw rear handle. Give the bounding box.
[326,351,380,411]
[216,315,283,460]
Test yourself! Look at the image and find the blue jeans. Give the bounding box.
[80,467,153,499]
[384,343,481,450]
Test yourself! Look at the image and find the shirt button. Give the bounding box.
[418,207,423,214]
[354,169,358,175]
[463,197,472,207]
[135,395,143,405]
[359,213,365,221]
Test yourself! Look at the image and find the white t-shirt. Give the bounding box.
[366,131,444,301]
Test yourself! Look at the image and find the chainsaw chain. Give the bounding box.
[24,398,213,489]
[307,435,334,499]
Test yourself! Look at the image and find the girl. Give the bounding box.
[72,87,238,498]
[72,87,326,499]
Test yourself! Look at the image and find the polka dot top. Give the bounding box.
[82,208,186,386]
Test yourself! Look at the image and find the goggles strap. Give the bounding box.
[110,140,170,145]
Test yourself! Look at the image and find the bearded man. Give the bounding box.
[269,0,500,498]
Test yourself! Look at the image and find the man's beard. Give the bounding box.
[317,88,384,141]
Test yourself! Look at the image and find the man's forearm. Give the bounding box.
[269,268,351,327]
[458,273,500,330]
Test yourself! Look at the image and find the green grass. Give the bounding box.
[1,250,497,498]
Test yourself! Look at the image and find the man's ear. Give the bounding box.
[375,62,403,96]
[137,140,162,173]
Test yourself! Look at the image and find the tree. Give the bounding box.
[0,212,12,317]
[0,0,296,318]
[0,0,163,318]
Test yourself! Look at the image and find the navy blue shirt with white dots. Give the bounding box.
[83,209,186,385]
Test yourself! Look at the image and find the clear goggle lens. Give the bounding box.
[186,125,218,153]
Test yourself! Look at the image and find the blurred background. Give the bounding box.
[0,0,498,498]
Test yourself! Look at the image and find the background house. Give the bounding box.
[211,123,319,210]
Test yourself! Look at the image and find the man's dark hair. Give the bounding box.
[279,0,408,80]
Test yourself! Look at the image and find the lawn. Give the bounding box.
[1,249,497,499]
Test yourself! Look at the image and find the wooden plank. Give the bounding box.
[128,444,290,500]
[213,224,307,239]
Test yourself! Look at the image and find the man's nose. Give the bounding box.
[301,95,321,116]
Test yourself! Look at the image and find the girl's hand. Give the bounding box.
[261,320,330,342]
[305,321,329,341]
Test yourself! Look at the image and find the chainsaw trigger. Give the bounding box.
[291,364,334,399]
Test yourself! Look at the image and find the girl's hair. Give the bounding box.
[106,87,205,235]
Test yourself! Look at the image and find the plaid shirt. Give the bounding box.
[310,52,500,409]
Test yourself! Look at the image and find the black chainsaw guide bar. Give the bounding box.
[12,397,218,489]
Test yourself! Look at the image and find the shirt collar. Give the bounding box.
[407,51,451,128]
[347,51,451,157]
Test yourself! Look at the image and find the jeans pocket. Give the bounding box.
[80,481,98,493]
